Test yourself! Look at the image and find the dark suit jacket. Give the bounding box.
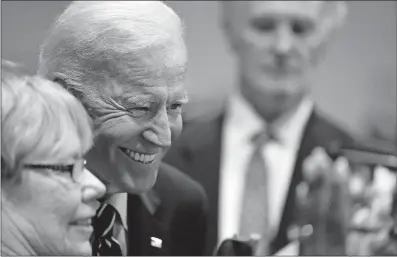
[127,162,209,256]
[164,107,356,255]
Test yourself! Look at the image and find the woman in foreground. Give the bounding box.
[1,61,106,256]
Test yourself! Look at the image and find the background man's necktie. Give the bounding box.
[92,203,123,256]
[239,131,272,255]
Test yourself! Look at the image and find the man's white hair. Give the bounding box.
[38,1,185,121]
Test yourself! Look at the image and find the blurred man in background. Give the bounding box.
[165,1,396,255]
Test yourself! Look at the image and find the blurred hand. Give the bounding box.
[295,147,396,255]
[347,165,396,255]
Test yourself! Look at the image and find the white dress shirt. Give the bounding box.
[218,92,313,254]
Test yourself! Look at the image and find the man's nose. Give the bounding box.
[80,169,106,203]
[274,26,294,55]
[143,108,172,148]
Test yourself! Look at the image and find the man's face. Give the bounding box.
[225,1,335,111]
[86,42,188,194]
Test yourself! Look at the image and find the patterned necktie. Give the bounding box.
[239,131,272,255]
[92,203,123,256]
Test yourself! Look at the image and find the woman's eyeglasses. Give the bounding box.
[24,159,87,182]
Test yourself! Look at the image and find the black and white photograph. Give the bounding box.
[1,1,396,256]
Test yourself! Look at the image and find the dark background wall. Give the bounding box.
[2,1,396,140]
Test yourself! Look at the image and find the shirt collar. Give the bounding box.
[101,189,161,230]
[225,91,314,150]
[272,96,314,149]
[104,193,128,231]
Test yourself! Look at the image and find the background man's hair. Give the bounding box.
[220,1,348,33]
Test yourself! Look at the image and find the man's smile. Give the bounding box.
[119,147,157,164]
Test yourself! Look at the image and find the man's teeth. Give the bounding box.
[122,148,156,164]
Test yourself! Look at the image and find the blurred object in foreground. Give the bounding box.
[293,146,397,255]
[328,140,397,171]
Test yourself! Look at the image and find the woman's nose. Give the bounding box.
[80,168,106,202]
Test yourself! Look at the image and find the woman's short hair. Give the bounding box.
[1,61,93,183]
[37,1,185,126]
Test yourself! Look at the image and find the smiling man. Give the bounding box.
[38,1,208,255]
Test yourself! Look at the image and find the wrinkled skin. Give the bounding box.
[85,42,188,195]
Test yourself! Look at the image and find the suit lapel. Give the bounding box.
[175,114,225,253]
[270,110,318,253]
[127,194,168,256]
[271,109,352,254]
[140,189,162,217]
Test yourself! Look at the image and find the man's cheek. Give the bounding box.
[307,39,328,67]
[98,118,139,141]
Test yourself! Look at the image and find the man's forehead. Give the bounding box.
[103,74,187,99]
[249,1,324,18]
[134,45,187,80]
[226,1,326,21]
[133,63,187,88]
[105,57,186,88]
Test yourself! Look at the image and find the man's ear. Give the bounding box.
[332,1,348,30]
[219,2,240,54]
[323,1,348,37]
[310,1,348,66]
[318,1,348,50]
[222,19,235,52]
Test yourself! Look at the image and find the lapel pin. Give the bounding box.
[150,237,162,249]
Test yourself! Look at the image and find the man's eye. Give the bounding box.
[133,107,150,111]
[167,103,183,114]
[251,18,276,33]
[127,107,150,117]
[292,21,314,36]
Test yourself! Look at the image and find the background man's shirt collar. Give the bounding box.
[225,91,314,150]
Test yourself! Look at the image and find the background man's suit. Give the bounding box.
[127,163,208,256]
[164,107,355,255]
